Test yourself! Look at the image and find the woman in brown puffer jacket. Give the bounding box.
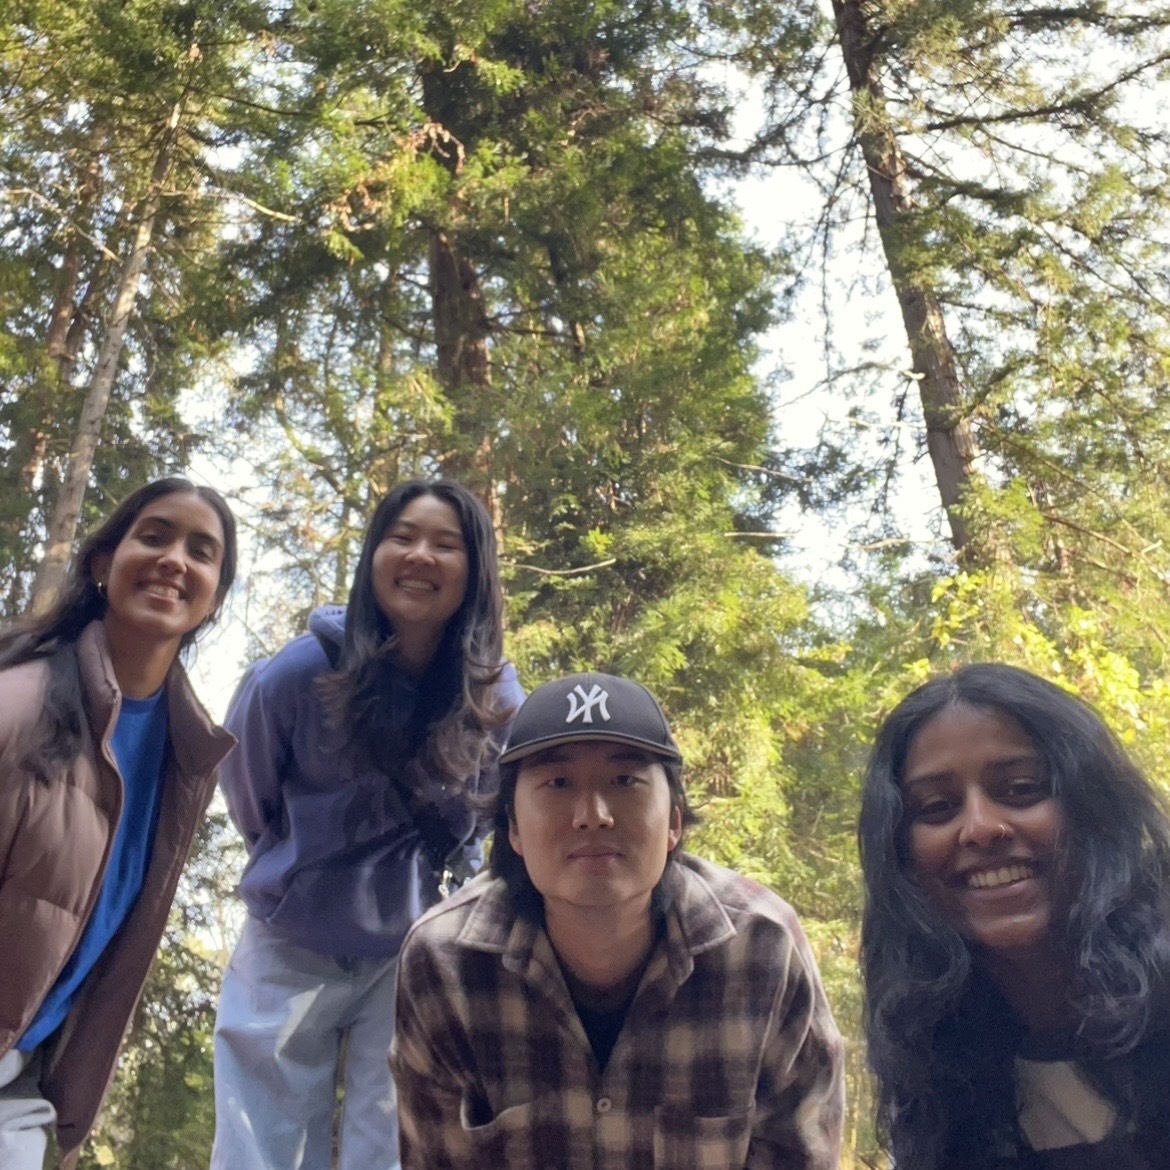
[0,477,237,1168]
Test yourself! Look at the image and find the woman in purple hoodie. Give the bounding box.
[211,479,522,1170]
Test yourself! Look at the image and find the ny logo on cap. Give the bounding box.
[565,683,610,724]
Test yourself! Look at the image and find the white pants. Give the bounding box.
[211,916,401,1170]
[0,1047,55,1170]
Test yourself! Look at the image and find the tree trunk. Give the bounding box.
[430,227,491,392]
[831,0,978,554]
[30,104,184,612]
[11,141,104,507]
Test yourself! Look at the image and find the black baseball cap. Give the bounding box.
[499,672,682,765]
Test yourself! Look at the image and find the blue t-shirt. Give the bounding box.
[19,689,169,1050]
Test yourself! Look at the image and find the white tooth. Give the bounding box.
[968,864,1035,889]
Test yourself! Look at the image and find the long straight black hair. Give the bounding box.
[0,477,238,782]
[317,479,511,793]
[859,663,1170,1168]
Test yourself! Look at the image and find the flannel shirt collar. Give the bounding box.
[454,856,737,992]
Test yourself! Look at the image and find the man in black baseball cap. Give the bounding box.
[392,671,844,1169]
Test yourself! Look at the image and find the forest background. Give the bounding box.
[4,0,1170,1165]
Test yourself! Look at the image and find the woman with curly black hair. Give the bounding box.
[859,663,1170,1170]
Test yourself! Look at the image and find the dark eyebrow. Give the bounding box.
[902,772,951,792]
[391,518,464,541]
[904,754,1043,791]
[135,515,223,551]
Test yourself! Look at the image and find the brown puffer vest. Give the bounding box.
[0,621,234,1163]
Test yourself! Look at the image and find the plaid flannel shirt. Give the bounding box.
[392,854,844,1170]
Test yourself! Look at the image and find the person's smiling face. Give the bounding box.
[508,740,683,916]
[371,493,469,637]
[902,703,1064,961]
[94,492,225,655]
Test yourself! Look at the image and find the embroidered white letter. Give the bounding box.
[565,684,610,724]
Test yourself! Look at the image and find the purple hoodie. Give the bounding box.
[219,605,523,958]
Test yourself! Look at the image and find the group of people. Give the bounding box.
[1,474,1167,1169]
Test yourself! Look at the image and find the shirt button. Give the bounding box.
[596,1097,613,1114]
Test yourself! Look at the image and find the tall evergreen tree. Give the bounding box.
[715,1,1170,580]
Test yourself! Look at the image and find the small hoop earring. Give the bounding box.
[96,579,107,597]
[996,823,1009,841]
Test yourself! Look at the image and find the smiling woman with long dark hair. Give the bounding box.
[859,663,1170,1170]
[211,478,523,1170]
[0,477,237,1169]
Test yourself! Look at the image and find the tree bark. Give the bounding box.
[831,0,978,554]
[430,228,492,392]
[30,103,184,612]
[3,147,104,573]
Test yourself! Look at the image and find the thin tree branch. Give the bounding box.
[510,559,616,577]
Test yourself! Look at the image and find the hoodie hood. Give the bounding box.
[307,604,347,657]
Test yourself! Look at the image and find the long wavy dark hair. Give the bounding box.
[317,479,511,794]
[859,663,1170,1168]
[0,477,238,783]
